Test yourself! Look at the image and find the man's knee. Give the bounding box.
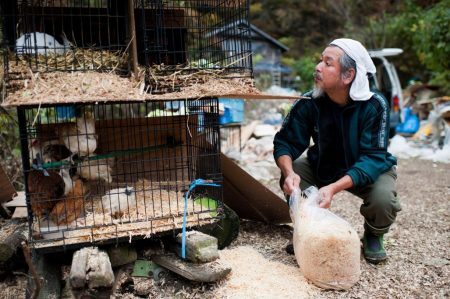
[374,191,401,221]
[360,187,401,231]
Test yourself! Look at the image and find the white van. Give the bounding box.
[368,48,403,137]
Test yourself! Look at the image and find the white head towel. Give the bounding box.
[330,38,376,101]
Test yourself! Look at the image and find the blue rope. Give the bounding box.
[182,179,220,259]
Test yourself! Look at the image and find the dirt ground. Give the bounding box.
[0,158,448,298]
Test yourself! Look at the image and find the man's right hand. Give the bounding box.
[282,172,301,195]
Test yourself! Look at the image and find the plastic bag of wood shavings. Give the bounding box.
[289,186,361,290]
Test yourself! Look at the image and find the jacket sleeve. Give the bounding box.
[273,99,312,161]
[346,94,396,187]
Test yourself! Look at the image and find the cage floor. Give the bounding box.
[4,70,258,106]
[32,215,215,250]
[31,180,217,249]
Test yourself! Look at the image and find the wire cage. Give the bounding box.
[1,0,253,94]
[17,98,223,251]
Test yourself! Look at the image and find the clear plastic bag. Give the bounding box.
[289,186,361,290]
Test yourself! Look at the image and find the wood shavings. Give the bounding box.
[215,246,317,298]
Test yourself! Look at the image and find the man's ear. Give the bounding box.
[343,68,356,85]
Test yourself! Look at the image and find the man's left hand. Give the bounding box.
[318,185,335,209]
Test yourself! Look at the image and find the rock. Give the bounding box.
[176,231,219,263]
[70,247,115,290]
[69,247,90,289]
[253,124,276,137]
[87,249,115,289]
[107,245,137,267]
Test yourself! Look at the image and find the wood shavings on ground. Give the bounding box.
[3,70,258,107]
[215,246,318,298]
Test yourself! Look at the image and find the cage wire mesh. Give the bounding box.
[1,0,252,94]
[18,99,222,250]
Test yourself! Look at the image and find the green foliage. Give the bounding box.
[281,54,320,93]
[412,1,450,91]
[250,3,263,15]
[254,73,273,90]
[364,0,450,93]
[252,53,264,64]
[278,37,294,49]
[0,108,23,190]
[250,0,448,93]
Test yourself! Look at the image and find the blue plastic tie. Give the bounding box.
[182,179,220,259]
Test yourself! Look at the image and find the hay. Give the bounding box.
[3,51,258,107]
[3,70,257,106]
[7,48,128,78]
[32,179,217,249]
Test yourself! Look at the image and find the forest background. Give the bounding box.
[250,0,449,93]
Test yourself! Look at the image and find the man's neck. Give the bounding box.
[327,88,351,106]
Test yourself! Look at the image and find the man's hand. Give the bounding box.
[283,172,301,195]
[318,175,354,209]
[318,184,335,209]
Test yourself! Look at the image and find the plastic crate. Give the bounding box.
[219,98,245,125]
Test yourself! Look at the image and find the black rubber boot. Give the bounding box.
[361,230,387,264]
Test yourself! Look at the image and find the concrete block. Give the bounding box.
[87,249,115,289]
[70,247,115,290]
[176,231,218,263]
[69,247,90,289]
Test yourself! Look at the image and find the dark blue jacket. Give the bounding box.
[273,91,397,187]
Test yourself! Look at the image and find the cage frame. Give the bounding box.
[1,0,253,96]
[16,97,224,253]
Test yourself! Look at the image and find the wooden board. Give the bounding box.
[4,192,26,207]
[221,93,310,101]
[221,153,291,224]
[152,253,231,282]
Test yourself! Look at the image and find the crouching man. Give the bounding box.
[273,38,402,263]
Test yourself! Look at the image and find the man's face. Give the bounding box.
[314,46,345,96]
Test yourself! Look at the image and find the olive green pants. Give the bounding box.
[281,157,402,235]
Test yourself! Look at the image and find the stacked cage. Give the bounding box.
[18,100,222,250]
[1,0,252,251]
[1,0,252,94]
